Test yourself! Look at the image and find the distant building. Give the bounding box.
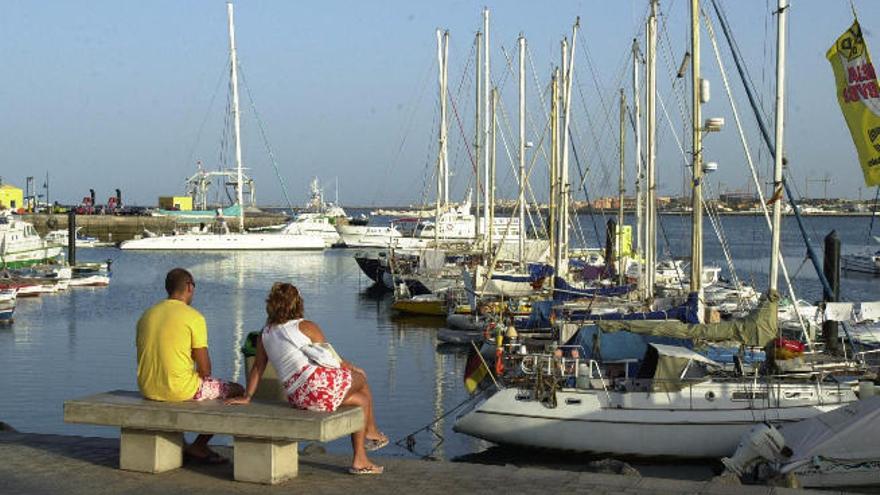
[719,192,757,209]
[0,183,23,210]
[158,196,193,211]
[591,197,613,209]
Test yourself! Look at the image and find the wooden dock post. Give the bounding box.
[822,230,840,354]
[67,210,76,265]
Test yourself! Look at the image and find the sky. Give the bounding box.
[0,0,877,207]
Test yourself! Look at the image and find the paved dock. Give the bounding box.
[0,430,847,495]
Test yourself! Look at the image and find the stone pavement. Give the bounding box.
[0,431,847,495]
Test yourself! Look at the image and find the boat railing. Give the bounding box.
[517,348,611,402]
[853,348,880,367]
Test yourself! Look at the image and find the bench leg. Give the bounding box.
[233,437,298,484]
[119,428,183,473]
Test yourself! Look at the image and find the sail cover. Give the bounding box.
[778,396,880,473]
[595,291,778,347]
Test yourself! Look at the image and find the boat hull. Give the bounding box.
[391,298,446,316]
[454,386,854,459]
[0,246,64,269]
[119,233,325,251]
[841,253,880,275]
[337,225,402,248]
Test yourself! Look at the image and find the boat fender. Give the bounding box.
[494,346,504,376]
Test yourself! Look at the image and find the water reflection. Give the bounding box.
[231,254,245,382]
[66,290,79,354]
[432,337,445,459]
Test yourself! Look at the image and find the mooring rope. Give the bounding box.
[394,389,488,460]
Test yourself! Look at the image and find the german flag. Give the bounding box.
[463,344,490,393]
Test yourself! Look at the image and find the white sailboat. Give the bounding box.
[120,3,323,252]
[454,0,860,459]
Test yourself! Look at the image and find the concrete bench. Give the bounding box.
[63,390,364,484]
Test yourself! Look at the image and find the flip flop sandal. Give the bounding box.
[348,466,384,475]
[365,436,389,452]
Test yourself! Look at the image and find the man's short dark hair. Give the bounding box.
[165,268,194,296]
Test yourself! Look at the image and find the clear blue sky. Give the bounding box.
[0,0,877,207]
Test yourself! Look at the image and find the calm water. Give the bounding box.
[0,213,877,463]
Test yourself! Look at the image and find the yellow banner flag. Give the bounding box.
[827,19,880,187]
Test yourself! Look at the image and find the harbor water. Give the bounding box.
[0,213,878,467]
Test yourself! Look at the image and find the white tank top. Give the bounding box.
[261,319,316,394]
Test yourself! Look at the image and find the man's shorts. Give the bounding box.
[192,376,234,401]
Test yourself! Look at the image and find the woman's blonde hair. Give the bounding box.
[265,282,304,325]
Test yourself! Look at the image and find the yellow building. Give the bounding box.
[0,184,24,211]
[158,196,193,211]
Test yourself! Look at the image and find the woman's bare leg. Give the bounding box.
[345,370,382,440]
[340,390,381,471]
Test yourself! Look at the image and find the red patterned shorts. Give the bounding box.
[192,376,233,401]
[285,366,353,412]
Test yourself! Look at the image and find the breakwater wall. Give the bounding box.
[20,214,287,243]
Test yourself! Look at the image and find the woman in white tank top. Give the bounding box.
[226,283,386,475]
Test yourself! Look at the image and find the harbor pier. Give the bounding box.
[19,213,287,243]
[0,430,830,495]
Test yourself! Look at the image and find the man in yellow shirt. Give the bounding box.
[136,268,243,463]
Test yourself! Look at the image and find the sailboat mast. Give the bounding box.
[632,39,644,298]
[769,0,788,292]
[435,29,448,243]
[618,89,626,286]
[474,32,482,245]
[559,38,568,266]
[550,69,560,281]
[557,19,579,277]
[518,35,526,266]
[490,88,497,248]
[227,2,245,233]
[690,0,704,297]
[442,31,450,208]
[482,8,491,254]
[645,0,658,300]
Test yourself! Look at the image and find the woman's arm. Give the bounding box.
[226,337,268,405]
[300,320,364,375]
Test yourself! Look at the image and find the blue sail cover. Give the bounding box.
[563,291,701,324]
[564,324,693,364]
[552,276,634,302]
[524,300,554,329]
[488,263,554,284]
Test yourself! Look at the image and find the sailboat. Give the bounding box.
[454,0,861,459]
[120,3,324,251]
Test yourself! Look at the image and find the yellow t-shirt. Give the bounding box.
[136,299,208,401]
